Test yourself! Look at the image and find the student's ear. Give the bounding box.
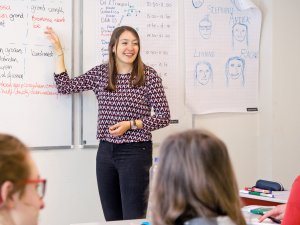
[0,181,15,208]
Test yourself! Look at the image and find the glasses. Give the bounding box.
[24,179,47,199]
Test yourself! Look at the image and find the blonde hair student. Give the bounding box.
[0,134,46,225]
[151,129,246,225]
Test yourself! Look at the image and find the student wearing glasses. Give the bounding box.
[0,134,46,225]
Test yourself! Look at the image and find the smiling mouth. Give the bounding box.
[124,53,134,57]
[231,73,241,79]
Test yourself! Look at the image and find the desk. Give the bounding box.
[70,213,277,225]
[240,191,289,206]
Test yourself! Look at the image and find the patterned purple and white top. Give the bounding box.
[54,64,170,144]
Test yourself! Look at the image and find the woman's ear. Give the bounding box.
[0,181,15,208]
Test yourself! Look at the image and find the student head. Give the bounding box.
[152,129,246,225]
[0,134,45,225]
[107,26,145,91]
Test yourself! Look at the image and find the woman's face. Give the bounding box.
[113,30,139,69]
[10,154,44,225]
[228,59,243,79]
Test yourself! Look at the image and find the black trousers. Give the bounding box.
[96,140,152,221]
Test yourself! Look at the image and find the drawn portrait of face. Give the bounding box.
[192,0,204,8]
[199,16,212,39]
[225,56,245,86]
[232,23,248,43]
[195,61,213,85]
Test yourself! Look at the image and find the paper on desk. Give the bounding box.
[246,217,277,225]
[242,206,276,225]
[273,191,290,198]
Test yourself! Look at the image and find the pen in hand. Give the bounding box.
[267,216,281,224]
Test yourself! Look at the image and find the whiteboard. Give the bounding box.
[0,0,73,148]
[82,0,192,146]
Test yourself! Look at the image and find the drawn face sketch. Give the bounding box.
[195,61,213,85]
[192,0,204,8]
[225,56,245,86]
[199,16,212,39]
[232,23,248,45]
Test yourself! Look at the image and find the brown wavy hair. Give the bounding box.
[0,134,30,200]
[105,26,145,91]
[152,129,246,225]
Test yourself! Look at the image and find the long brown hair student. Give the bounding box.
[152,129,246,225]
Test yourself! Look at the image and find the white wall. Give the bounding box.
[272,0,300,187]
[31,1,300,225]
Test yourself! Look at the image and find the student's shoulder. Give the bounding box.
[184,216,236,225]
[292,175,300,188]
[217,216,237,225]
